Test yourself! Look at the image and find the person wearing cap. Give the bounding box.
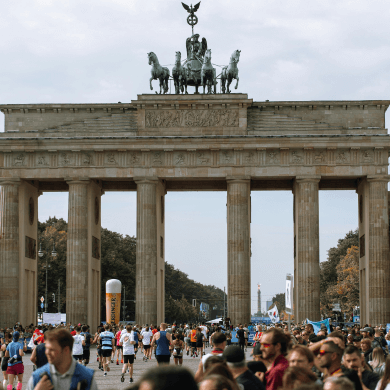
[247,343,267,380]
[260,328,289,390]
[4,331,27,390]
[222,345,265,390]
[353,335,362,351]
[194,332,226,382]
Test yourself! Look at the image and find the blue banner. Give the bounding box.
[251,317,272,325]
[307,318,330,334]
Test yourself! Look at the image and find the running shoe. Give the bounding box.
[111,359,114,363]
[121,359,123,363]
[116,360,119,365]
[121,374,125,383]
[130,378,133,383]
[104,373,107,377]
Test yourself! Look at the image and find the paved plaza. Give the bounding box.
[17,346,254,389]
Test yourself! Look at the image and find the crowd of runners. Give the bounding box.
[1,320,390,390]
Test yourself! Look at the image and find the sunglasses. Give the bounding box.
[260,343,275,348]
[318,350,333,356]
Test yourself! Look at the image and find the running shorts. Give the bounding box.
[123,355,134,364]
[116,345,122,350]
[1,357,9,372]
[73,355,83,361]
[102,349,112,358]
[143,345,150,350]
[156,355,170,364]
[191,342,197,348]
[6,363,24,375]
[82,349,90,361]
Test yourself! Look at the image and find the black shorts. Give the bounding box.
[156,355,170,364]
[97,348,102,356]
[73,355,83,361]
[1,357,9,372]
[102,349,112,358]
[123,355,134,364]
[191,342,197,348]
[144,345,150,350]
[135,343,138,348]
[82,349,90,360]
[117,345,122,350]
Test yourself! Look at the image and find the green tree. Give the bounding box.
[320,229,359,317]
[272,293,286,313]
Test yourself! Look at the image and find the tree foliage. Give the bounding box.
[38,218,226,323]
[271,293,286,313]
[320,229,359,318]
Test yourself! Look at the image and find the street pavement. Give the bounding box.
[17,345,254,389]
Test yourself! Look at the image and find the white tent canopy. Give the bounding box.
[206,318,224,324]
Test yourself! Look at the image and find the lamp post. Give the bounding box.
[38,240,57,313]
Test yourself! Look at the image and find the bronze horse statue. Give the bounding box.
[221,50,241,93]
[148,52,170,94]
[201,49,216,94]
[172,51,188,94]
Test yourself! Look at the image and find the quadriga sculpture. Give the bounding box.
[221,50,241,93]
[172,51,188,94]
[201,49,216,94]
[148,52,170,94]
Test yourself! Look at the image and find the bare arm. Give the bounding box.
[194,360,204,383]
[30,347,37,364]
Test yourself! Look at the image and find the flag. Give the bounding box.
[267,305,280,323]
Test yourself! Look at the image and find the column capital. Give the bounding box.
[134,176,159,185]
[0,178,21,186]
[295,176,321,184]
[65,178,91,185]
[367,175,390,183]
[226,175,251,184]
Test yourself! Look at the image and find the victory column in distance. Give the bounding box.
[148,1,241,94]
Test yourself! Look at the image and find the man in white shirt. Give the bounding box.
[120,325,135,384]
[72,326,85,363]
[141,327,153,361]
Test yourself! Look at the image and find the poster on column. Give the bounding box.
[285,274,293,315]
[106,279,121,325]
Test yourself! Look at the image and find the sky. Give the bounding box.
[1,0,389,314]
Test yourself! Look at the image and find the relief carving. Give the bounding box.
[291,152,303,163]
[314,152,326,163]
[60,153,70,165]
[244,152,254,163]
[106,153,117,164]
[130,153,141,164]
[152,152,163,165]
[222,151,233,163]
[175,153,186,165]
[267,152,279,164]
[145,109,239,128]
[83,154,92,165]
[37,156,49,166]
[13,154,25,166]
[336,151,349,163]
[362,151,373,163]
[197,152,210,164]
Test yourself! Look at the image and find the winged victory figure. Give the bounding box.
[181,1,201,14]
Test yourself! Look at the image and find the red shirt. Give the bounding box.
[70,331,76,336]
[264,354,289,390]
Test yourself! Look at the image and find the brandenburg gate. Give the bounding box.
[0,94,389,329]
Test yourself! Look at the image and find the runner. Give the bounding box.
[141,327,153,361]
[120,325,135,383]
[72,325,85,363]
[190,325,197,357]
[196,327,204,358]
[5,331,27,390]
[1,332,12,390]
[133,326,141,360]
[80,325,94,366]
[184,325,191,356]
[151,323,173,365]
[94,326,103,370]
[99,324,115,376]
[115,325,123,365]
[172,332,184,366]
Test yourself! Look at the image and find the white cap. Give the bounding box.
[106,279,122,294]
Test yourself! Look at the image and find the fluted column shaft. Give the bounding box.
[135,179,158,325]
[295,177,320,322]
[367,177,390,324]
[0,180,20,328]
[227,179,251,325]
[67,180,89,325]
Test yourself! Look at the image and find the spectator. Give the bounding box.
[369,347,386,377]
[343,345,380,390]
[282,366,317,390]
[222,345,265,390]
[200,374,237,390]
[323,376,355,390]
[260,328,289,390]
[316,341,343,380]
[376,356,390,390]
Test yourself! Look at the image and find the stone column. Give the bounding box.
[367,177,390,324]
[227,177,251,325]
[135,178,158,325]
[294,176,320,322]
[0,179,21,328]
[66,179,89,325]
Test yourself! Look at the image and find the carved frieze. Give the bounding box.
[267,151,279,165]
[145,109,239,128]
[336,150,350,164]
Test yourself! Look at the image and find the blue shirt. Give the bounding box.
[156,331,170,356]
[100,331,114,350]
[7,341,23,366]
